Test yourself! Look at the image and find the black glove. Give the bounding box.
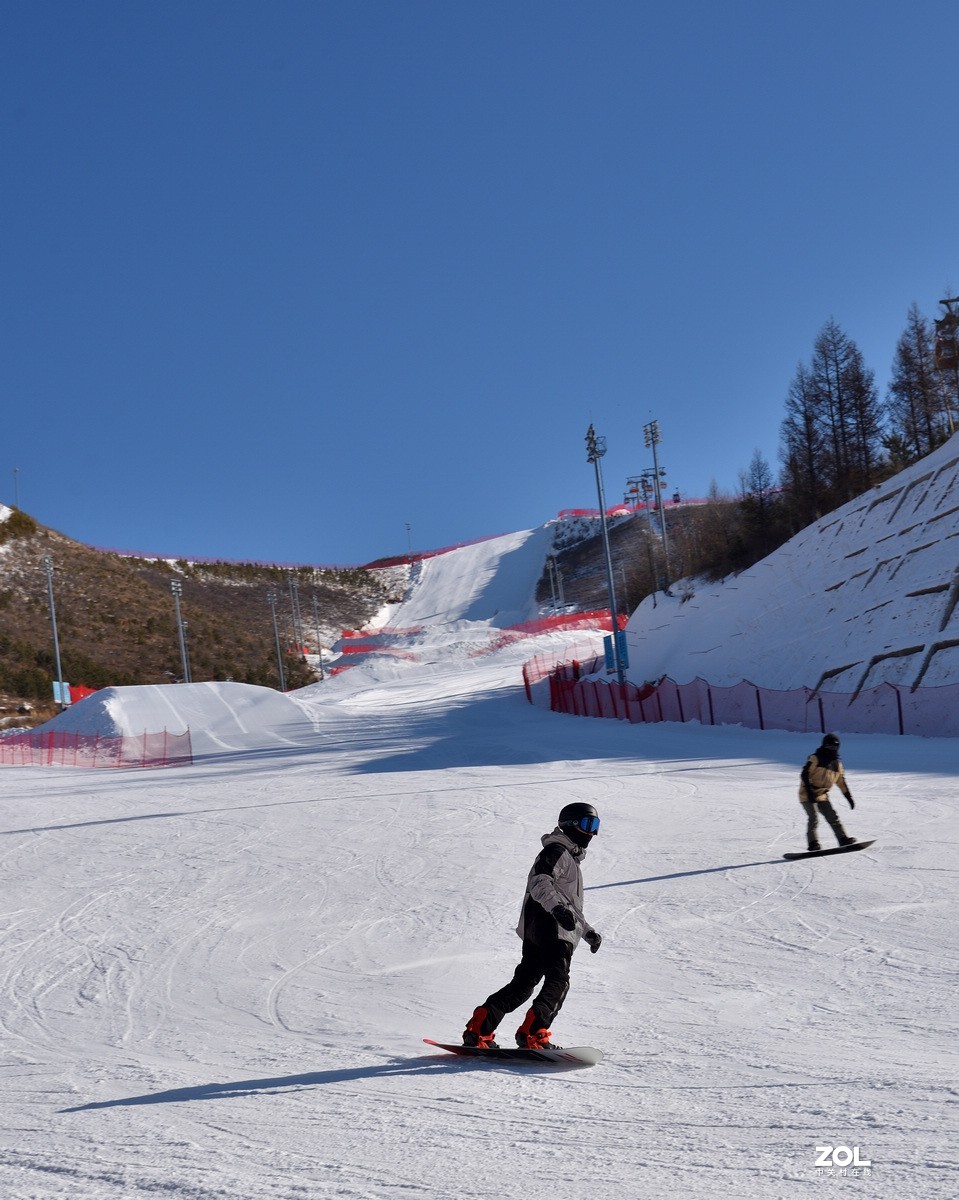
[584,929,602,954]
[845,792,855,810]
[552,905,576,931]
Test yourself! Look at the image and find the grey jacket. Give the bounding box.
[516,828,597,950]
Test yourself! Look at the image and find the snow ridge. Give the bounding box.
[625,435,959,692]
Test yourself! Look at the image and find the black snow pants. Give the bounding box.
[802,798,849,848]
[483,939,573,1033]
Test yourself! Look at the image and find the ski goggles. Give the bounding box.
[570,815,600,834]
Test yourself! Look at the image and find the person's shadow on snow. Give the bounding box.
[60,1051,566,1112]
[585,857,782,890]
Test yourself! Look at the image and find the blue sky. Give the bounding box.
[4,1,959,566]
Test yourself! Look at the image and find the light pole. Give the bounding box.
[288,574,304,656]
[13,467,20,509]
[585,424,624,685]
[547,555,565,612]
[643,419,671,585]
[267,589,286,691]
[170,580,192,683]
[311,592,325,679]
[42,555,66,709]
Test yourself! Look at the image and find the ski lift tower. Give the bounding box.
[585,424,625,685]
[934,297,959,435]
[643,420,671,583]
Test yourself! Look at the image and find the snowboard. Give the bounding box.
[783,839,875,860]
[423,1038,603,1067]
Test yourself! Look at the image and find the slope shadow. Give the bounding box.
[341,685,801,776]
[61,1052,564,1112]
[586,858,784,890]
[456,531,549,624]
[0,758,768,836]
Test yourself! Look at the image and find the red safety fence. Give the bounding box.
[360,534,511,570]
[96,506,725,577]
[556,499,708,519]
[339,644,419,660]
[522,643,605,701]
[341,626,424,640]
[337,612,621,677]
[94,547,359,572]
[528,658,959,739]
[0,728,194,768]
[483,610,621,657]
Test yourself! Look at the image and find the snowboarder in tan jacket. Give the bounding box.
[799,733,857,851]
[463,802,602,1050]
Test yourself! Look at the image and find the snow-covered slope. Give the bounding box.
[2,647,956,1200]
[389,526,552,628]
[2,451,958,1199]
[625,435,959,691]
[36,681,319,756]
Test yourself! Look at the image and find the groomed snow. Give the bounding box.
[2,470,958,1199]
[37,681,321,759]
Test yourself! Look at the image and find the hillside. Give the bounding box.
[6,430,959,736]
[0,511,400,722]
[0,502,676,726]
[624,433,959,692]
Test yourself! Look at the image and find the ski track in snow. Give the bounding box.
[2,522,958,1198]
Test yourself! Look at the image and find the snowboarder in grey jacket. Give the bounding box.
[800,732,857,851]
[463,802,602,1050]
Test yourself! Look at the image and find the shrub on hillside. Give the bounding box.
[0,510,38,544]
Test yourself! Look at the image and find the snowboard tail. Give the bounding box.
[783,839,875,860]
[423,1038,602,1066]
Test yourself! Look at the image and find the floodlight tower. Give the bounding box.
[585,423,624,685]
[42,556,66,709]
[547,555,565,612]
[170,580,192,683]
[311,592,326,680]
[267,589,286,692]
[289,574,304,656]
[643,419,671,584]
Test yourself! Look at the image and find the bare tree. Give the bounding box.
[887,303,946,459]
[780,320,885,524]
[780,361,826,524]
